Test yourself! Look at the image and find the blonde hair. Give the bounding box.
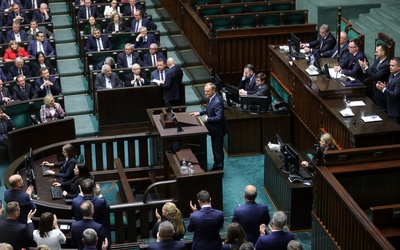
[321,133,334,150]
[8,40,20,51]
[0,243,13,250]
[43,95,54,106]
[37,245,51,250]
[163,202,185,236]
[110,12,122,24]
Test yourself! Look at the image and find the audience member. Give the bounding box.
[334,38,367,81]
[320,31,349,66]
[239,242,255,250]
[33,3,52,23]
[148,221,186,250]
[94,64,123,90]
[187,190,224,250]
[104,0,121,18]
[6,57,32,81]
[7,3,30,25]
[12,74,38,101]
[376,57,400,124]
[255,211,294,250]
[143,43,166,67]
[25,0,42,9]
[42,143,77,182]
[31,51,57,77]
[0,32,4,44]
[124,63,150,86]
[156,57,183,106]
[33,212,66,250]
[86,28,112,52]
[0,0,22,12]
[287,240,302,250]
[71,200,109,250]
[96,56,116,70]
[3,40,30,61]
[27,31,56,57]
[34,67,61,97]
[0,108,15,146]
[232,185,270,244]
[359,43,391,110]
[239,72,271,98]
[82,228,108,250]
[190,82,227,170]
[77,0,101,20]
[134,26,158,48]
[151,58,168,84]
[6,21,28,42]
[239,64,256,94]
[37,245,51,250]
[301,133,334,171]
[105,12,128,33]
[123,0,146,17]
[27,19,55,41]
[53,163,92,199]
[0,202,36,250]
[74,0,85,6]
[300,24,336,54]
[117,43,142,68]
[0,243,13,250]
[3,174,36,224]
[152,202,186,240]
[84,16,101,35]
[130,9,156,32]
[222,222,247,250]
[39,95,66,122]
[0,69,6,82]
[0,81,13,105]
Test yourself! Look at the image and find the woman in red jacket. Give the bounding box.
[3,40,30,61]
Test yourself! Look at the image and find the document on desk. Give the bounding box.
[362,115,383,122]
[340,108,355,117]
[349,101,366,107]
[329,68,343,79]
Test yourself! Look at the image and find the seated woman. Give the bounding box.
[104,0,121,18]
[239,72,271,97]
[301,133,335,171]
[84,16,101,35]
[40,95,66,123]
[105,12,128,33]
[33,212,66,250]
[31,52,57,77]
[3,40,30,61]
[222,222,247,250]
[152,202,186,240]
[43,143,77,183]
[53,163,92,199]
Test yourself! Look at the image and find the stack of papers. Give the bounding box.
[362,115,382,122]
[340,108,355,117]
[349,101,366,107]
[329,68,343,79]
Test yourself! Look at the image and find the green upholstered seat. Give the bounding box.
[234,15,257,29]
[207,17,233,31]
[283,12,306,25]
[247,4,269,13]
[258,13,281,27]
[270,2,292,11]
[4,103,32,129]
[223,5,245,14]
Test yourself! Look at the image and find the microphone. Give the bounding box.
[186,151,205,164]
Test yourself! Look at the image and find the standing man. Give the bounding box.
[187,190,224,250]
[156,57,183,106]
[239,64,257,95]
[94,64,123,90]
[334,38,367,81]
[376,57,400,124]
[191,82,227,171]
[300,24,336,54]
[359,43,391,110]
[148,221,186,250]
[232,185,270,244]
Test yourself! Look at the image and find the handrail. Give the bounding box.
[142,179,178,203]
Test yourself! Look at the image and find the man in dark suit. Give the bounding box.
[96,56,116,70]
[34,67,60,97]
[134,26,158,48]
[124,63,150,87]
[6,57,32,81]
[77,0,101,19]
[12,75,38,101]
[32,3,52,23]
[27,31,56,57]
[232,185,270,244]
[187,190,224,250]
[239,64,257,97]
[71,200,109,250]
[7,3,30,25]
[3,174,36,224]
[130,9,157,32]
[82,228,108,250]
[6,21,28,42]
[148,221,186,250]
[334,38,367,81]
[0,108,15,145]
[0,68,6,82]
[0,202,36,250]
[240,72,271,99]
[255,211,294,250]
[86,28,112,52]
[0,80,13,105]
[191,82,227,170]
[300,24,336,54]
[116,43,142,68]
[0,0,22,12]
[156,57,182,106]
[151,58,168,84]
[320,31,349,68]
[24,0,42,9]
[123,0,146,17]
[27,19,54,41]
[359,43,391,110]
[143,43,166,67]
[376,57,400,124]
[94,64,123,90]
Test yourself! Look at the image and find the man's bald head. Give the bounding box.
[244,185,257,201]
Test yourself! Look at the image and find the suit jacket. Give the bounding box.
[134,33,158,48]
[199,94,227,137]
[72,195,111,229]
[32,9,52,23]
[4,189,37,224]
[187,206,224,250]
[255,230,294,250]
[83,23,101,35]
[365,57,390,106]
[34,76,61,97]
[6,29,28,42]
[384,73,400,118]
[52,157,77,182]
[341,50,367,81]
[7,11,30,25]
[3,47,30,60]
[0,68,6,82]
[159,65,182,102]
[308,32,336,54]
[77,5,101,19]
[27,39,55,57]
[6,64,32,81]
[94,72,123,90]
[123,3,145,16]
[124,72,150,87]
[105,21,129,33]
[96,60,117,70]
[0,0,22,11]
[0,116,15,141]
[40,102,66,123]
[232,201,270,244]
[150,68,168,83]
[321,41,349,68]
[116,51,142,68]
[31,61,56,76]
[0,31,4,43]
[86,35,112,52]
[71,219,108,250]
[0,88,12,105]
[239,75,257,93]
[130,17,157,31]
[143,52,166,67]
[24,0,42,9]
[253,84,271,99]
[0,219,34,250]
[12,83,38,100]
[148,240,186,250]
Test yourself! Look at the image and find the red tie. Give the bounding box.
[153,55,156,66]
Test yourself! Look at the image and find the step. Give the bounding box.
[49,2,69,15]
[169,35,191,51]
[159,36,175,51]
[168,50,184,68]
[184,66,212,85]
[182,69,193,86]
[61,75,88,95]
[358,14,383,30]
[52,15,72,29]
[57,58,84,76]
[185,85,201,106]
[56,43,80,59]
[146,9,161,22]
[64,94,94,116]
[154,21,168,36]
[162,21,181,35]
[155,8,171,22]
[54,29,76,43]
[72,114,99,137]
[177,50,203,67]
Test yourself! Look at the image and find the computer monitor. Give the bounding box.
[213,73,223,94]
[323,63,331,80]
[222,84,240,106]
[310,53,322,73]
[286,144,301,172]
[240,96,270,114]
[276,133,285,155]
[288,33,304,59]
[25,148,37,194]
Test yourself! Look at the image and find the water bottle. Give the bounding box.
[180,158,188,174]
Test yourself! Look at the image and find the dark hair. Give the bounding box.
[392,57,400,66]
[77,163,91,179]
[350,38,362,49]
[80,200,94,217]
[36,31,44,37]
[35,51,45,62]
[81,178,94,194]
[197,190,211,203]
[244,64,255,72]
[38,212,54,238]
[63,144,77,159]
[256,73,266,83]
[225,222,247,250]
[30,19,38,24]
[377,42,389,55]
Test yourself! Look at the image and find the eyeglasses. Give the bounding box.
[348,46,357,48]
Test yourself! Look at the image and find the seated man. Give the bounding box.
[25,0,42,9]
[124,63,150,87]
[134,26,158,48]
[32,3,52,23]
[123,0,146,17]
[116,43,142,68]
[94,64,123,90]
[143,43,166,67]
[27,19,55,41]
[334,38,367,81]
[151,58,168,84]
[0,0,22,12]
[300,24,336,54]
[0,108,15,146]
[130,9,157,32]
[12,75,38,101]
[239,72,271,98]
[96,56,116,70]
[0,80,13,105]
[34,67,61,97]
[27,31,56,57]
[77,0,101,19]
[7,3,30,25]
[319,31,349,68]
[6,57,32,81]
[239,64,257,94]
[86,28,112,52]
[6,21,28,42]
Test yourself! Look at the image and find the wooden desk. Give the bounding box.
[264,146,312,230]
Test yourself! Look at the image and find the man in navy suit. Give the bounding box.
[116,43,142,68]
[82,228,108,250]
[334,38,367,81]
[359,43,391,110]
[35,67,60,97]
[24,0,42,9]
[232,185,270,244]
[0,0,22,12]
[7,3,30,25]
[300,24,336,54]
[86,28,112,52]
[187,190,224,250]
[6,21,28,42]
[148,221,186,250]
[320,31,349,68]
[94,64,123,90]
[255,211,294,250]
[130,9,157,32]
[151,58,168,84]
[4,174,36,224]
[134,26,158,48]
[71,200,109,250]
[0,108,15,145]
[239,64,257,95]
[123,0,146,17]
[32,3,51,23]
[6,57,32,81]
[77,0,101,19]
[27,31,56,57]
[12,75,38,101]
[143,43,166,67]
[376,57,400,124]
[156,57,182,106]
[0,80,13,105]
[191,82,227,171]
